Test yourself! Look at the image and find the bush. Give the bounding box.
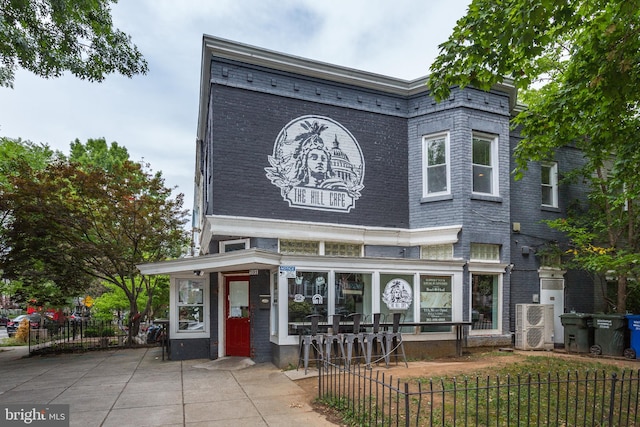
[15,319,29,342]
[84,327,115,337]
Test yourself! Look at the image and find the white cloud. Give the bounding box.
[0,0,471,224]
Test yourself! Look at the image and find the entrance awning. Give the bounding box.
[137,248,282,276]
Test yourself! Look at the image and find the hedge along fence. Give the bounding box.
[28,319,131,354]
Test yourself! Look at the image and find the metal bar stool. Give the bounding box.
[343,313,366,368]
[383,312,408,367]
[323,314,346,367]
[364,313,387,367]
[297,314,323,374]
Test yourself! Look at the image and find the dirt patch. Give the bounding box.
[294,349,640,425]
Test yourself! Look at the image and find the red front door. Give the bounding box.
[225,276,250,357]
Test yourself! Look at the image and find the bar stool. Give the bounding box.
[343,313,366,368]
[383,312,408,367]
[297,314,323,374]
[323,314,346,367]
[364,313,386,367]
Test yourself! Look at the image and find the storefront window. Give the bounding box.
[287,271,328,334]
[471,274,498,330]
[380,274,414,331]
[335,272,372,320]
[419,275,452,332]
[177,279,205,332]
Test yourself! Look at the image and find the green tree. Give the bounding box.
[0,138,64,310]
[0,0,148,88]
[0,137,56,189]
[428,0,640,313]
[93,277,169,323]
[0,140,188,339]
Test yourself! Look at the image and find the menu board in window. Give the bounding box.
[420,276,452,322]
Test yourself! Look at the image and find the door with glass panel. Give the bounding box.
[225,276,250,357]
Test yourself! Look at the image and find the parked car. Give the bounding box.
[69,312,90,323]
[0,314,9,327]
[6,314,42,337]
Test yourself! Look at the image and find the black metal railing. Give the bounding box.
[318,363,640,426]
[27,319,149,354]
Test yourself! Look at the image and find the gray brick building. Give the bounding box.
[138,36,599,365]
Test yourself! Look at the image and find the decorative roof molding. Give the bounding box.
[205,214,461,248]
[197,35,518,141]
[137,247,466,276]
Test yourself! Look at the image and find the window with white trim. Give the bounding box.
[421,244,453,260]
[422,133,450,196]
[280,240,319,255]
[220,238,250,253]
[279,240,362,257]
[471,273,499,330]
[472,134,498,195]
[325,242,362,257]
[470,243,500,262]
[541,162,558,207]
[177,279,206,333]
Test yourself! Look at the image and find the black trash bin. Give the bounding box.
[560,313,593,353]
[591,313,628,357]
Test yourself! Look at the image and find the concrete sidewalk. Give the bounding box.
[0,346,336,426]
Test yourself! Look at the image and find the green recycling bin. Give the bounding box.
[590,313,628,357]
[560,313,593,353]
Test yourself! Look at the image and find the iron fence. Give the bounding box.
[27,319,148,354]
[318,363,640,426]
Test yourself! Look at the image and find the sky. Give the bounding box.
[0,0,471,225]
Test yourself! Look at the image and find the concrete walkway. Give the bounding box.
[0,346,336,426]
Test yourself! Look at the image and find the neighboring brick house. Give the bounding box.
[137,36,598,365]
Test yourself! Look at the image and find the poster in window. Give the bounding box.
[179,280,203,305]
[420,276,452,322]
[382,278,412,310]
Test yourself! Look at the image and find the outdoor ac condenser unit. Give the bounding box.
[515,304,554,350]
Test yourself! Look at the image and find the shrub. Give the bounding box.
[84,327,115,337]
[15,319,29,342]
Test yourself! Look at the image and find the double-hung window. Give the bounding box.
[176,278,207,335]
[472,134,498,195]
[541,162,558,207]
[423,133,449,196]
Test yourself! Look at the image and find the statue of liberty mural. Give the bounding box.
[291,121,348,190]
[265,115,364,212]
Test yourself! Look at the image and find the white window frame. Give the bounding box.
[324,242,363,257]
[219,238,250,253]
[279,239,320,255]
[470,243,500,263]
[422,132,450,197]
[420,244,454,260]
[171,276,210,338]
[541,162,558,208]
[472,133,499,196]
[468,267,503,335]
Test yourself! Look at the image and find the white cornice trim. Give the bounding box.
[467,262,509,273]
[205,215,461,247]
[203,35,413,94]
[197,35,519,140]
[137,247,466,276]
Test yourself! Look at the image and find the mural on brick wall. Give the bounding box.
[265,115,364,212]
